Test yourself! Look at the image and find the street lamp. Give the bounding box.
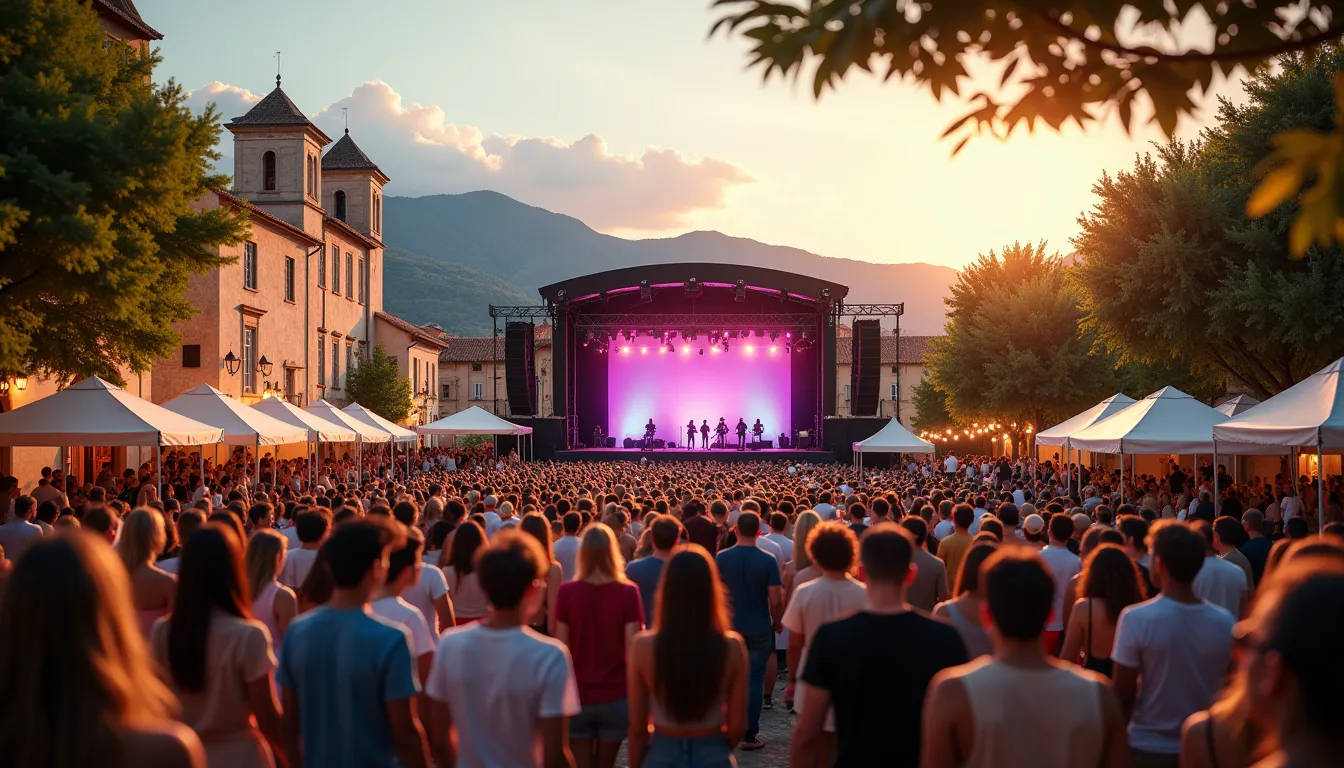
[257,356,273,377]
[223,351,240,376]
[14,375,26,391]
[0,379,9,396]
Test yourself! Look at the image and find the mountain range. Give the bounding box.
[381,191,957,337]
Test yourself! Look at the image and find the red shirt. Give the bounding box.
[682,514,719,554]
[555,580,644,704]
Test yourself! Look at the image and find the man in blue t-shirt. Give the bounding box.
[715,511,783,751]
[278,519,429,767]
[624,514,682,626]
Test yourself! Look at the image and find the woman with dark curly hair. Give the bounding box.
[1059,543,1146,678]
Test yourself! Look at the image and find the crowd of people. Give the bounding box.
[0,448,1341,768]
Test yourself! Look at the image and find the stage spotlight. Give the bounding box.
[583,331,594,346]
[768,330,779,342]
[785,332,792,339]
[785,344,792,353]
[710,346,719,354]
[755,329,765,338]
[682,345,690,354]
[734,279,746,302]
[640,280,653,303]
[645,329,656,338]
[623,330,633,342]
[745,344,754,354]
[640,347,648,355]
[721,342,729,353]
[770,345,777,353]
[729,330,739,340]
[622,346,631,354]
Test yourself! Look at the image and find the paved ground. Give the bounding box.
[617,675,793,767]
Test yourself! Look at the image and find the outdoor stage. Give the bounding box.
[552,447,835,463]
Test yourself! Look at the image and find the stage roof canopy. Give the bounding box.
[539,262,849,305]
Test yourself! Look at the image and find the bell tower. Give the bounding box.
[226,75,331,238]
[321,129,390,240]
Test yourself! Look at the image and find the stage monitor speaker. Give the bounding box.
[850,319,881,416]
[605,437,617,448]
[623,438,635,449]
[779,436,792,449]
[504,322,537,416]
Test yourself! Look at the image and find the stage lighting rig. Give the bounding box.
[768,330,779,342]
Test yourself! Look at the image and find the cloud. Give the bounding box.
[187,80,753,232]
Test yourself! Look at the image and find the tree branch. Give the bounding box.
[1025,9,1344,65]
[0,267,46,296]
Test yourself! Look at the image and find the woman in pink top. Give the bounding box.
[151,525,285,768]
[119,508,176,635]
[245,531,297,653]
[556,523,644,768]
[441,520,489,623]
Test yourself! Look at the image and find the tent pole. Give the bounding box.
[199,450,205,494]
[1213,440,1219,516]
[1119,450,1125,503]
[1317,442,1325,533]
[255,437,261,495]
[155,443,162,504]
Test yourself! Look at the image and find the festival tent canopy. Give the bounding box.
[1068,386,1228,454]
[417,406,533,436]
[342,402,419,443]
[0,377,222,446]
[1212,358,1344,453]
[1215,394,1261,418]
[304,399,391,443]
[252,396,357,443]
[1035,393,1137,447]
[852,418,936,454]
[161,385,308,446]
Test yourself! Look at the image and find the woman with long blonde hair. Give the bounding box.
[245,530,298,652]
[556,524,645,768]
[119,507,177,635]
[520,512,563,635]
[783,510,823,597]
[0,535,204,768]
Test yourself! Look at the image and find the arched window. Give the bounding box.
[306,155,314,196]
[334,190,347,221]
[262,151,277,191]
[373,192,380,232]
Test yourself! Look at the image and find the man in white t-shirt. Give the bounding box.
[1113,521,1235,765]
[1037,515,1082,653]
[280,510,329,588]
[0,495,44,563]
[811,492,837,521]
[1279,489,1302,522]
[371,527,437,689]
[1190,521,1249,618]
[943,453,959,476]
[482,495,502,536]
[763,512,795,563]
[552,512,582,581]
[426,530,580,768]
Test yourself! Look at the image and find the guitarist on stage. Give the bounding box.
[735,418,748,451]
[700,420,711,449]
[686,420,697,449]
[715,418,729,448]
[752,419,765,447]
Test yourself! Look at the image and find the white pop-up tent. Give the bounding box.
[162,384,307,487]
[1036,393,1137,489]
[0,377,223,492]
[417,406,534,460]
[1213,358,1344,530]
[343,403,419,478]
[1216,394,1261,418]
[304,399,390,484]
[1069,387,1228,499]
[851,418,935,475]
[252,396,358,487]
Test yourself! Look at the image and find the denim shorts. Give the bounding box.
[569,698,629,741]
[641,733,736,768]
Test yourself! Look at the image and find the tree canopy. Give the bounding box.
[344,345,413,423]
[910,373,953,432]
[710,1,1344,252]
[1073,49,1344,398]
[0,0,246,383]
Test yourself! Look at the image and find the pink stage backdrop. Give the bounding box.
[607,341,791,446]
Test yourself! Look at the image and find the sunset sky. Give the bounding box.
[141,0,1244,270]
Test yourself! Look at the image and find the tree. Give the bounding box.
[0,0,246,383]
[1073,51,1344,398]
[710,1,1344,252]
[927,242,1118,438]
[910,373,953,432]
[344,345,413,423]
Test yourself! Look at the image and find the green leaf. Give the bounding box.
[1247,163,1305,217]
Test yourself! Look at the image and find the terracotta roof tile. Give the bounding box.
[374,311,448,349]
[322,132,382,172]
[93,0,162,40]
[836,335,939,365]
[438,326,553,362]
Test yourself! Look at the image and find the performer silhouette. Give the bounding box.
[715,418,729,448]
[643,418,656,451]
[735,418,748,451]
[700,420,711,449]
[592,424,604,449]
[686,420,696,449]
[752,419,765,447]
